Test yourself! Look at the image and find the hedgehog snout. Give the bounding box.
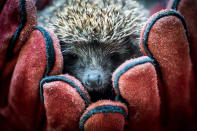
[84,71,103,88]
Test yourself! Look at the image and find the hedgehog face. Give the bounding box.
[61,40,134,93]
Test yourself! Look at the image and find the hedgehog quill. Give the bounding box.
[38,0,148,101]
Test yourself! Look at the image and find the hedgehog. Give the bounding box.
[38,0,148,101]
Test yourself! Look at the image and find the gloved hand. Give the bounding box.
[1,0,197,131]
[110,9,196,130]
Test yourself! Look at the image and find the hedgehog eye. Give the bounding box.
[110,53,121,62]
[64,53,78,65]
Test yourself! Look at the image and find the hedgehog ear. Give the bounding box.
[59,40,67,46]
[126,38,142,58]
[59,40,71,54]
[129,43,143,57]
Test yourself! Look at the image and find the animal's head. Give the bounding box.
[47,0,147,92]
[61,39,141,92]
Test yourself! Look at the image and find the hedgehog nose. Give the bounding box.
[85,73,102,88]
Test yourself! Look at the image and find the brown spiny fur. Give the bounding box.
[38,0,148,101]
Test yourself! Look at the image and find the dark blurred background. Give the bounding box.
[138,0,166,9]
[36,0,169,16]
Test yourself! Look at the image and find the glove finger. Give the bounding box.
[0,27,63,130]
[0,0,37,107]
[41,74,90,131]
[168,0,197,125]
[80,100,128,131]
[112,56,160,131]
[140,9,193,128]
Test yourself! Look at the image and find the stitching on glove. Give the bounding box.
[35,26,56,77]
[6,0,26,60]
[40,75,89,107]
[79,105,127,131]
[142,10,190,79]
[113,57,155,101]
[0,0,7,14]
[172,0,181,10]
